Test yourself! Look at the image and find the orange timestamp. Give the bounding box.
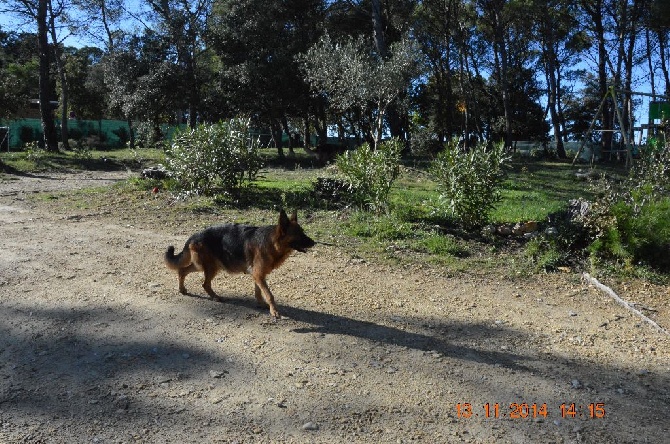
[455,402,606,419]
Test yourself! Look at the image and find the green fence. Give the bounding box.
[0,118,133,150]
[0,118,189,150]
[0,118,350,151]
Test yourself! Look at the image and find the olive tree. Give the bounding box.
[300,33,419,147]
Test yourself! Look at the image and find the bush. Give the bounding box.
[588,197,670,270]
[165,119,263,196]
[409,125,443,157]
[584,143,670,271]
[134,121,163,148]
[336,138,402,212]
[523,200,591,272]
[430,139,510,228]
[71,139,92,159]
[420,234,469,257]
[19,125,37,144]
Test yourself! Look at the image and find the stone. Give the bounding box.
[302,422,319,431]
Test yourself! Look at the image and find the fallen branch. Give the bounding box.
[582,272,669,337]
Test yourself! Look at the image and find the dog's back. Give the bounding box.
[197,224,265,272]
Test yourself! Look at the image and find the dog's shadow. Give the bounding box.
[183,291,271,313]
[205,294,532,372]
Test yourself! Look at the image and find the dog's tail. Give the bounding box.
[164,244,192,270]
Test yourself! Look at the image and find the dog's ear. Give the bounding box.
[290,210,298,223]
[278,209,290,231]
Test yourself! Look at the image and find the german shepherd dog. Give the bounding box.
[165,210,315,318]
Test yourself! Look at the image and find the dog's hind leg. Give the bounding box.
[178,264,198,294]
[202,265,222,300]
[188,241,222,300]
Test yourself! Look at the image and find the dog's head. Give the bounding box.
[277,209,316,253]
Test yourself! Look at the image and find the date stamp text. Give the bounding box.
[455,402,606,419]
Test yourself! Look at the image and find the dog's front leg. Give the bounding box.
[253,276,280,318]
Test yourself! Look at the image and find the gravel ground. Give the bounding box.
[0,170,668,443]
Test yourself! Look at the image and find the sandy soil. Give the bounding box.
[0,170,668,443]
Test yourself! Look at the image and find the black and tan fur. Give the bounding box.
[165,210,315,318]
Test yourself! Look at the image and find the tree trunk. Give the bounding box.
[303,117,311,149]
[657,30,670,94]
[591,0,613,154]
[299,116,319,159]
[280,117,296,157]
[48,1,69,150]
[271,119,284,159]
[645,28,656,97]
[371,0,387,58]
[544,44,566,158]
[370,0,403,140]
[37,0,58,151]
[127,119,135,148]
[492,9,512,149]
[186,55,198,128]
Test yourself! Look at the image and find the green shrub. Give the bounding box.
[134,121,163,148]
[409,125,443,157]
[19,125,36,144]
[430,139,510,228]
[588,198,670,270]
[165,119,263,196]
[584,143,670,271]
[72,141,92,160]
[336,138,402,212]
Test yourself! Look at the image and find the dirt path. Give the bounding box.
[0,171,668,443]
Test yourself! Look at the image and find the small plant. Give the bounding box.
[336,138,402,212]
[420,234,468,257]
[430,139,510,228]
[345,211,413,241]
[24,141,46,163]
[525,233,574,271]
[587,197,670,270]
[71,139,92,160]
[165,119,263,196]
[312,177,349,205]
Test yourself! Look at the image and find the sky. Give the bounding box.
[0,0,147,48]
